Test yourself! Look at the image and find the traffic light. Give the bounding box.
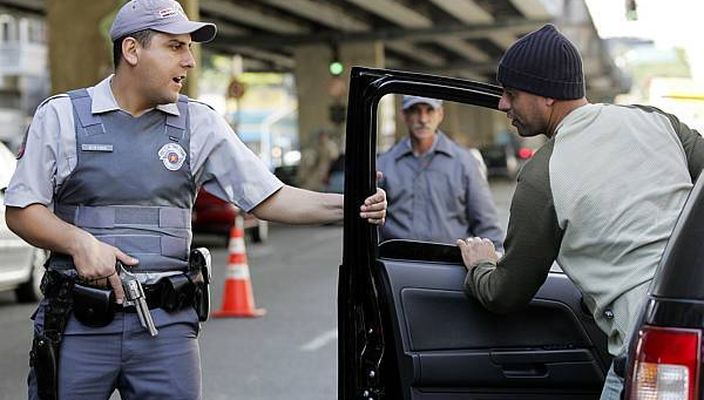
[329,61,344,76]
[625,0,637,21]
[329,43,344,76]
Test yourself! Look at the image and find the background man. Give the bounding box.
[378,95,503,250]
[4,1,386,399]
[457,24,704,399]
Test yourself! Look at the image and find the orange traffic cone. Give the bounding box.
[213,214,266,318]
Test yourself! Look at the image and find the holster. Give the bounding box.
[188,248,212,322]
[30,270,73,400]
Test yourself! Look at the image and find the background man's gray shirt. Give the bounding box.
[378,132,504,250]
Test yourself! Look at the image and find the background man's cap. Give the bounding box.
[110,0,217,43]
[497,24,584,99]
[401,95,443,110]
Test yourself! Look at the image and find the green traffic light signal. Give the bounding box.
[329,61,344,76]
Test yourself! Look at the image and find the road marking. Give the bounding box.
[300,329,338,352]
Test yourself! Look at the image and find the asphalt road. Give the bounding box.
[0,178,516,400]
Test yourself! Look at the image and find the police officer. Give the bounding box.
[4,1,387,399]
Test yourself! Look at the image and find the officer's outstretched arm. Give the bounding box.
[251,184,386,225]
[5,204,135,302]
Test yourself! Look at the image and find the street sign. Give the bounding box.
[227,78,246,99]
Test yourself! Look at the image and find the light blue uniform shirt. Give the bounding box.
[5,75,283,212]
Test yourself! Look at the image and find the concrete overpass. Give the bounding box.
[0,0,627,182]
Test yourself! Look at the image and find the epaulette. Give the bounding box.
[188,98,217,112]
[35,93,70,112]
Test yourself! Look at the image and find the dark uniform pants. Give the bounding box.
[28,303,202,400]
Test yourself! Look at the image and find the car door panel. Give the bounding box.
[340,67,611,400]
[375,241,609,399]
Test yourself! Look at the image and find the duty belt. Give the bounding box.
[46,248,212,328]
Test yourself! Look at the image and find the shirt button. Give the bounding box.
[604,309,614,320]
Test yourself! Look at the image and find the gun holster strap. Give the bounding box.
[30,270,74,400]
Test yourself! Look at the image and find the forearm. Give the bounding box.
[464,258,550,314]
[6,203,93,257]
[251,185,343,225]
[464,161,560,313]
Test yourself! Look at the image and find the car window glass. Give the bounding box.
[375,94,546,246]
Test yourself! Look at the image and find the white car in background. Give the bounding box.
[0,141,45,302]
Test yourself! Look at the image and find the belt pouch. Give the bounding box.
[160,274,194,312]
[71,284,115,328]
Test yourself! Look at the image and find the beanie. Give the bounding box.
[497,24,585,99]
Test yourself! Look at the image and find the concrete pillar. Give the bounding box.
[294,42,385,147]
[47,0,201,97]
[339,42,385,151]
[441,105,498,148]
[47,0,119,94]
[294,44,334,151]
[293,41,384,188]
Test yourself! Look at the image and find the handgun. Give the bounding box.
[117,262,158,336]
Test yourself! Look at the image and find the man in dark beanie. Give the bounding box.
[455,23,704,399]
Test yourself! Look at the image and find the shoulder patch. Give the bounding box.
[15,126,29,160]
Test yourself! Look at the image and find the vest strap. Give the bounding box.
[54,205,190,229]
[67,89,106,136]
[165,95,188,140]
[98,234,188,259]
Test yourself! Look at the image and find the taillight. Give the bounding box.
[630,326,700,400]
[517,147,534,159]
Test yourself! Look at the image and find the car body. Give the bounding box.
[339,68,612,399]
[623,175,704,399]
[192,189,268,243]
[273,164,299,187]
[0,141,45,302]
[480,132,534,179]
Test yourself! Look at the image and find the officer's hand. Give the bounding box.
[457,237,498,270]
[360,171,387,225]
[71,234,139,304]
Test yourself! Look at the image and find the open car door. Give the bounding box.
[339,67,611,400]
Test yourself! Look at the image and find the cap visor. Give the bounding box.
[403,98,441,110]
[155,20,217,43]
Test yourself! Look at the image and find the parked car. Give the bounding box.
[479,143,520,178]
[274,164,299,187]
[192,189,268,243]
[0,141,46,302]
[480,132,534,179]
[339,68,612,399]
[325,154,345,194]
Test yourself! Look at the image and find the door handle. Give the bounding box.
[500,364,548,378]
[491,348,593,378]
